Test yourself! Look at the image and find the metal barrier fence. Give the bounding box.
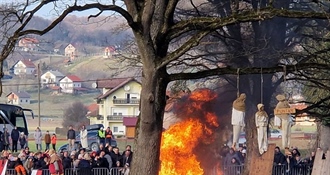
[7,168,124,175]
[221,164,312,175]
[7,165,311,175]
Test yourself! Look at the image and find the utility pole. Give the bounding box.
[38,63,41,127]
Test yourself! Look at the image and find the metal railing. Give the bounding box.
[7,168,125,175]
[113,98,139,104]
[221,164,312,175]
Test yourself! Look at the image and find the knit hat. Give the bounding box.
[276,95,286,101]
[257,104,264,110]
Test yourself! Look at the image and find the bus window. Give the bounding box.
[15,116,26,129]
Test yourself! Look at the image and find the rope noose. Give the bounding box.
[237,68,240,98]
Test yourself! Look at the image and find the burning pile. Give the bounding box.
[160,89,220,175]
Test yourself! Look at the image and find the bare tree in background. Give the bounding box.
[1,1,330,175]
[62,101,89,128]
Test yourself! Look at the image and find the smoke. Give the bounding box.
[170,87,237,174]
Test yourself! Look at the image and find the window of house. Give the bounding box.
[113,112,123,116]
[128,93,139,99]
[26,100,28,102]
[113,127,119,133]
[20,100,22,102]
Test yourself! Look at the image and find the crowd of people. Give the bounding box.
[0,125,132,175]
[220,143,317,175]
[1,143,133,175]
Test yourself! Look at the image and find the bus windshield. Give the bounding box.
[0,104,33,135]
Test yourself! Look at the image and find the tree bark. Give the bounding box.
[318,124,330,151]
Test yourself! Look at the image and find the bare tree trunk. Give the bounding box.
[318,124,330,151]
[130,37,169,174]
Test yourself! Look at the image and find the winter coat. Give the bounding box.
[11,129,20,141]
[49,154,64,174]
[18,136,27,146]
[67,129,76,139]
[2,131,10,145]
[51,135,57,144]
[80,129,88,148]
[44,134,51,144]
[34,131,42,144]
[273,152,287,165]
[62,156,72,169]
[78,159,91,168]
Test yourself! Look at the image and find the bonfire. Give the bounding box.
[160,89,222,175]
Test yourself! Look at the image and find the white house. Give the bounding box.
[6,91,31,105]
[41,70,65,87]
[13,60,36,75]
[59,75,82,94]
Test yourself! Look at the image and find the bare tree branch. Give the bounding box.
[168,63,330,81]
[167,8,330,40]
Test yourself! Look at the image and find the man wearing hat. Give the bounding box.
[255,103,268,155]
[274,94,292,149]
[231,93,246,149]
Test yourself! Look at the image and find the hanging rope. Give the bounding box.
[261,67,263,104]
[237,68,240,98]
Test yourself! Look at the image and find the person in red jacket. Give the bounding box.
[47,149,64,175]
[51,134,57,150]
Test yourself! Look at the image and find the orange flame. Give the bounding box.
[160,89,220,175]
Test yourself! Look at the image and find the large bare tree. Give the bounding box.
[1,1,330,175]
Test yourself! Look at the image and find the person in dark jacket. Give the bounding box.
[33,152,49,170]
[11,126,20,152]
[274,146,286,165]
[2,128,10,150]
[110,147,122,167]
[18,132,27,150]
[78,153,92,175]
[67,125,76,152]
[62,151,72,170]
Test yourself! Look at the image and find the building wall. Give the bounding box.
[126,127,135,138]
[65,44,76,56]
[108,122,126,136]
[14,61,35,75]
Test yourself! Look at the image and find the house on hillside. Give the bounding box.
[18,38,39,52]
[64,44,77,60]
[54,43,67,54]
[13,59,36,76]
[59,75,85,94]
[41,70,65,87]
[6,91,31,105]
[87,103,100,124]
[103,46,117,58]
[89,78,141,136]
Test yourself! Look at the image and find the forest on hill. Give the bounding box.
[25,15,132,48]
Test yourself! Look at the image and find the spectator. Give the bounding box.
[18,132,27,150]
[95,150,109,169]
[14,158,27,175]
[80,125,88,149]
[51,134,57,150]
[122,145,133,158]
[7,153,17,169]
[308,151,315,168]
[106,145,113,155]
[122,150,132,174]
[11,126,20,152]
[78,153,92,175]
[97,144,105,155]
[18,149,27,164]
[291,148,301,158]
[224,148,241,167]
[67,125,76,152]
[48,149,64,175]
[44,131,51,151]
[105,127,113,145]
[240,149,246,164]
[98,127,106,146]
[24,156,34,175]
[24,147,31,156]
[62,151,72,170]
[111,147,122,167]
[2,128,10,150]
[273,146,286,165]
[34,127,43,151]
[33,152,48,170]
[104,151,113,170]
